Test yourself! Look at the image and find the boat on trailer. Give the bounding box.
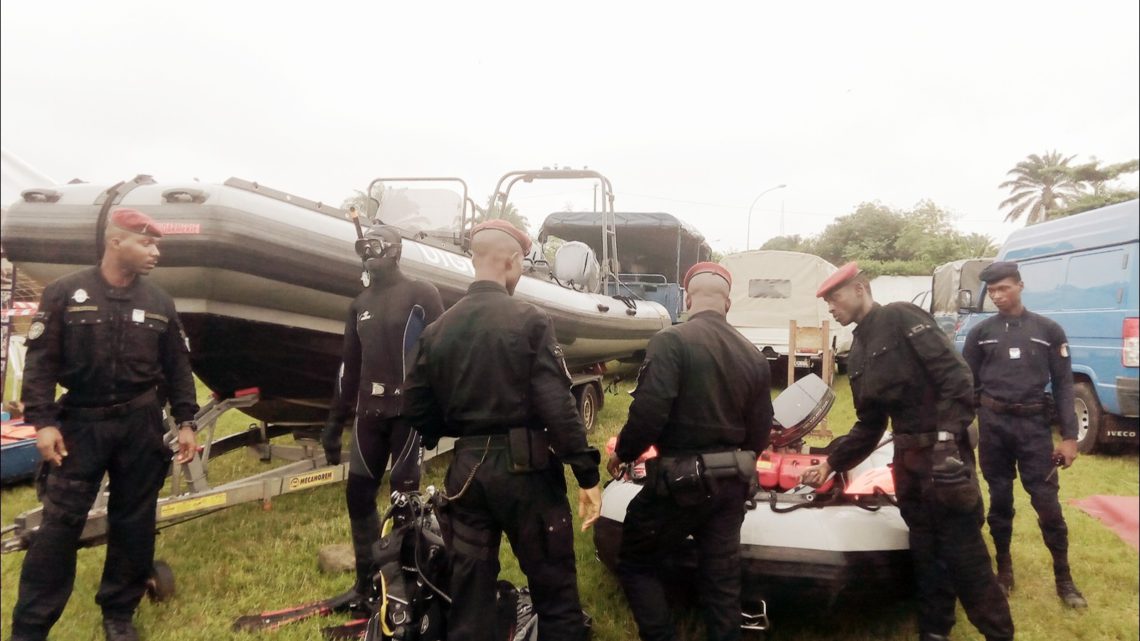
[1,170,671,426]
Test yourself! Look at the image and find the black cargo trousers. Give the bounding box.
[12,402,170,639]
[977,407,1070,570]
[894,442,1014,641]
[617,472,749,641]
[437,438,587,641]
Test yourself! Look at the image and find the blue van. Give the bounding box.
[955,199,1140,453]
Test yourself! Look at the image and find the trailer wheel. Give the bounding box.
[577,384,600,432]
[146,560,176,602]
[1074,382,1102,454]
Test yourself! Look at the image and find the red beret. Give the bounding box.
[683,261,732,289]
[471,219,531,254]
[109,208,162,238]
[816,261,861,298]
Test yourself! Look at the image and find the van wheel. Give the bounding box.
[577,384,600,432]
[1074,382,1102,454]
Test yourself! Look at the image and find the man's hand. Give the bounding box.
[176,425,197,464]
[36,426,68,466]
[1054,439,1078,469]
[800,461,832,487]
[578,485,602,531]
[606,455,624,479]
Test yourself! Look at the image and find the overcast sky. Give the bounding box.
[2,0,1138,253]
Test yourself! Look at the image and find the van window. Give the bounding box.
[1065,249,1126,310]
[749,279,791,299]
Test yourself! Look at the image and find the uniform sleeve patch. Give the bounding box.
[906,323,930,337]
[1059,343,1069,358]
[27,321,46,341]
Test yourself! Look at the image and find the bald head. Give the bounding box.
[685,271,731,316]
[471,228,525,295]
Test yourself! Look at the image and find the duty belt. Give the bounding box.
[61,388,159,421]
[979,394,1046,416]
[892,430,955,450]
[454,434,509,450]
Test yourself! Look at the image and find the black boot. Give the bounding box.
[102,619,140,641]
[995,553,1014,597]
[349,512,381,616]
[1056,577,1088,609]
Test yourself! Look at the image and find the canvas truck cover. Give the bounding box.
[931,258,993,315]
[719,250,853,356]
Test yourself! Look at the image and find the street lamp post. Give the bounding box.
[746,184,787,250]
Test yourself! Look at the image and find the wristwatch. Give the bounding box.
[178,421,199,432]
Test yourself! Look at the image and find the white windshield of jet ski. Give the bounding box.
[769,373,836,447]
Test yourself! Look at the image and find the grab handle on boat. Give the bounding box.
[22,188,62,203]
[162,188,209,204]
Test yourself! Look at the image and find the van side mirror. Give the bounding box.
[957,289,974,312]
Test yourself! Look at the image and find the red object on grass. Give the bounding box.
[1070,495,1139,551]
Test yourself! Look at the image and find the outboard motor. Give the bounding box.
[552,241,601,293]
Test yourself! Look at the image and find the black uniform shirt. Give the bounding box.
[327,271,444,424]
[615,310,773,461]
[963,310,1078,439]
[404,281,601,489]
[828,302,976,472]
[21,266,199,428]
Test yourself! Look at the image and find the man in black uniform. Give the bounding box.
[321,224,444,602]
[606,262,773,641]
[963,261,1087,608]
[800,263,1014,641]
[403,219,602,641]
[11,209,200,641]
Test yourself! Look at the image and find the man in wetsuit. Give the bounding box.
[607,262,773,641]
[11,208,199,641]
[963,260,1086,607]
[800,262,1014,641]
[321,224,444,602]
[404,218,602,641]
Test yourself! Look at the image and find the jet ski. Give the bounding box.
[593,375,913,629]
[1,170,671,425]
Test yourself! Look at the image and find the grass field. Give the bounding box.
[2,376,1138,640]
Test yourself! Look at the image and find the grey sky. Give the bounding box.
[2,0,1137,253]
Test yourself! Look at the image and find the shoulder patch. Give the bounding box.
[27,321,46,341]
[1059,343,1069,358]
[906,323,930,337]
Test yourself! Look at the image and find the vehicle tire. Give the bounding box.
[577,384,600,432]
[147,560,176,602]
[1073,382,1102,454]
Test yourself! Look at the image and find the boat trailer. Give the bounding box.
[0,388,453,598]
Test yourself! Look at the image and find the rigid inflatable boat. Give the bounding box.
[1,170,670,424]
[593,375,913,627]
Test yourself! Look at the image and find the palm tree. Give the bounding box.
[476,195,530,234]
[999,151,1084,224]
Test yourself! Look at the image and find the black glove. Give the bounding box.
[321,421,343,466]
[930,440,980,513]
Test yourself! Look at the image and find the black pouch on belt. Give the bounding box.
[659,456,706,506]
[700,450,757,494]
[507,427,550,473]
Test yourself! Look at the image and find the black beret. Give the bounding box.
[979,261,1020,283]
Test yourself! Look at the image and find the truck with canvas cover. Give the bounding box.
[719,250,854,378]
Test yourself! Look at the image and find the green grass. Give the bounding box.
[3,377,1138,640]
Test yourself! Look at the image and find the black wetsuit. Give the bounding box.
[826,302,1013,641]
[404,280,600,641]
[13,266,198,641]
[323,269,443,592]
[613,310,772,641]
[964,310,1078,579]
